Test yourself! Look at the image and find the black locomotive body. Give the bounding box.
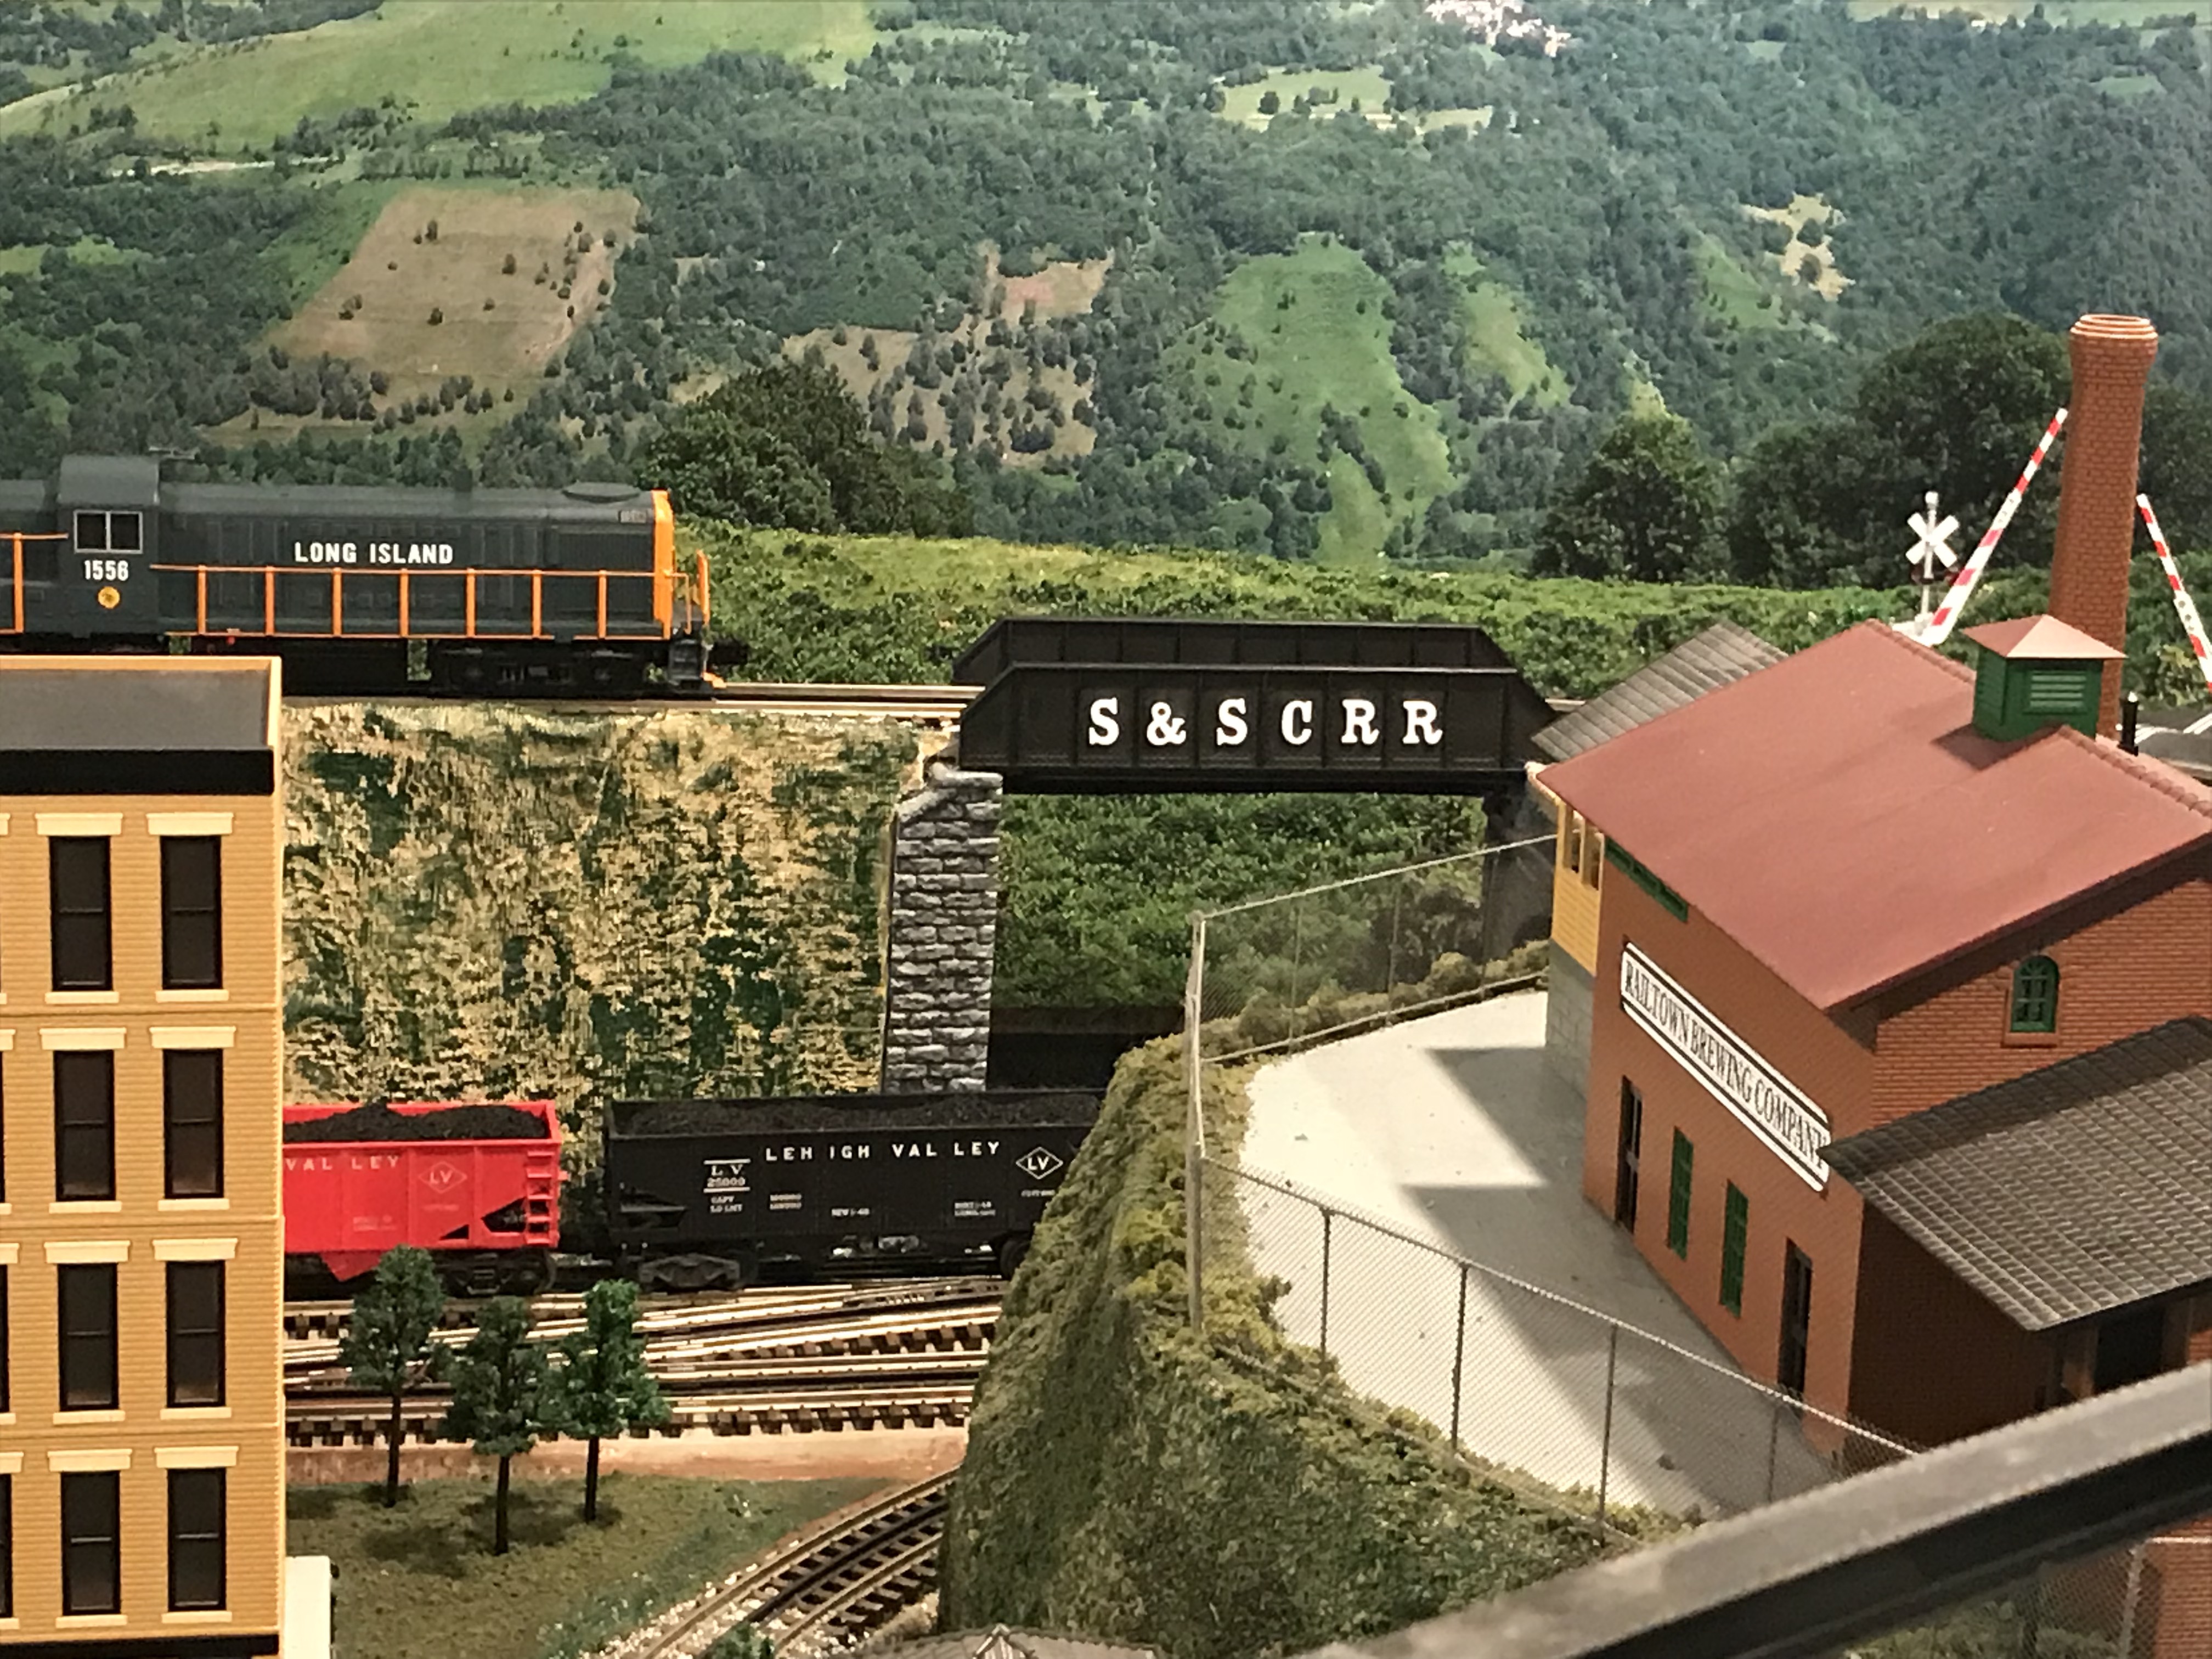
[0,455,716,695]
[602,1091,1103,1289]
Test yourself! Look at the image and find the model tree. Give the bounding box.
[544,1279,669,1522]
[439,1296,550,1555]
[338,1245,449,1510]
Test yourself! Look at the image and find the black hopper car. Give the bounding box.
[602,1091,1103,1289]
[0,455,736,696]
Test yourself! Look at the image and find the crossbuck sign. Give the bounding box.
[1620,944,1831,1190]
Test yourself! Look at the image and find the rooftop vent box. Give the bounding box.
[1962,615,2123,742]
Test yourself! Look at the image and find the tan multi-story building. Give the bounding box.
[0,654,284,1659]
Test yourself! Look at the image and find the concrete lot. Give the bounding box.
[1238,990,1833,1518]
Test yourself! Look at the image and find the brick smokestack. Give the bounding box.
[2049,313,2158,737]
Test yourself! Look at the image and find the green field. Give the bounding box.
[1216,64,1395,126]
[288,1474,881,1659]
[1186,235,1454,562]
[1447,251,1565,407]
[0,0,879,147]
[0,236,141,276]
[1690,230,1783,331]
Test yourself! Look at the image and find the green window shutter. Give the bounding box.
[1666,1130,1693,1258]
[2009,956,2059,1034]
[1720,1183,1749,1315]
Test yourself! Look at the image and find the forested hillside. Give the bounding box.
[0,0,2208,571]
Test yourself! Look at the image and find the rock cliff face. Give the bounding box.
[279,703,926,1139]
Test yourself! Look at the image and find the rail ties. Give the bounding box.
[609,1471,957,1659]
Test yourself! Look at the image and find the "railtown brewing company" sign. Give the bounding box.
[1620,943,1831,1190]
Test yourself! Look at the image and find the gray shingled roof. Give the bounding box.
[1532,621,1786,762]
[0,667,272,752]
[864,1628,1156,1659]
[1824,1018,2212,1331]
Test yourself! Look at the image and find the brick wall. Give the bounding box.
[1866,860,2212,1123]
[2048,314,2159,737]
[1582,871,1880,1425]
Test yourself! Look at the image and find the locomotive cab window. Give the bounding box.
[73,510,141,553]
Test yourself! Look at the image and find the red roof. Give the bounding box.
[1539,620,2212,1010]
[1961,615,2123,661]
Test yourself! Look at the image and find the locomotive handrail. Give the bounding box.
[3,529,72,635]
[153,561,685,643]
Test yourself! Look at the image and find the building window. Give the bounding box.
[1,1472,11,1620]
[160,837,223,990]
[167,1262,225,1408]
[167,1469,225,1612]
[164,1051,224,1199]
[1720,1183,1750,1316]
[1,1050,7,1202]
[1605,839,1689,922]
[58,1263,118,1412]
[1666,1130,1694,1259]
[0,1264,9,1414]
[73,510,140,554]
[49,836,112,991]
[54,1051,115,1202]
[1561,812,1582,876]
[2010,956,2060,1035]
[1581,827,1602,888]
[60,1470,120,1616]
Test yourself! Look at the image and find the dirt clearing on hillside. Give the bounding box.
[278,185,640,403]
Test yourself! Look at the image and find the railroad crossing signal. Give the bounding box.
[1906,492,1960,634]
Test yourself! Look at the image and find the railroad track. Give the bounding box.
[281,1274,1001,1344]
[608,1470,955,1659]
[287,681,974,721]
[287,1378,977,1446]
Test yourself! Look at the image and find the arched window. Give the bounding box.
[2009,956,2059,1034]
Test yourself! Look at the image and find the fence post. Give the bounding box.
[1595,1323,1620,1523]
[1289,904,1305,1039]
[1765,1396,1784,1505]
[2117,1543,2146,1657]
[1319,1207,1334,1357]
[1449,1261,1469,1450]
[1184,912,1207,1335]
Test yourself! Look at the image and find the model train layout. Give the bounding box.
[279,1091,1103,1296]
[0,454,726,695]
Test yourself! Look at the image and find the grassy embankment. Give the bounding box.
[289,1474,878,1659]
[939,945,1690,1659]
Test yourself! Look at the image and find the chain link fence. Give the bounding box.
[1214,1157,1918,1529]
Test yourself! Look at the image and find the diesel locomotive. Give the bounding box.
[0,455,720,695]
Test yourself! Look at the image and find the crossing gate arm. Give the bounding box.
[1285,1364,2212,1659]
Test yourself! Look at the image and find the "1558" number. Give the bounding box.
[82,558,129,581]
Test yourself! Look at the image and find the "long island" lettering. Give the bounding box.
[1620,943,1831,1190]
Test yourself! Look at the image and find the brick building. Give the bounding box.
[0,656,286,1659]
[1535,315,2212,1655]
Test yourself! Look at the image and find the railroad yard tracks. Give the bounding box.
[283,1278,1000,1446]
[601,1470,955,1659]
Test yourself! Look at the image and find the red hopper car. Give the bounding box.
[282,1100,562,1296]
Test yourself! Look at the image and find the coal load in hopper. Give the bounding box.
[283,1101,552,1143]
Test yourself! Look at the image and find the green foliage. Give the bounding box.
[636,361,972,538]
[544,1280,670,1522]
[441,1296,554,1554]
[699,1627,776,1659]
[939,1032,1611,1659]
[444,1297,553,1460]
[340,1245,449,1510]
[1533,411,1725,581]
[1728,314,2073,588]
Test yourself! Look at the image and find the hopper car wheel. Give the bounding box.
[998,1234,1032,1280]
